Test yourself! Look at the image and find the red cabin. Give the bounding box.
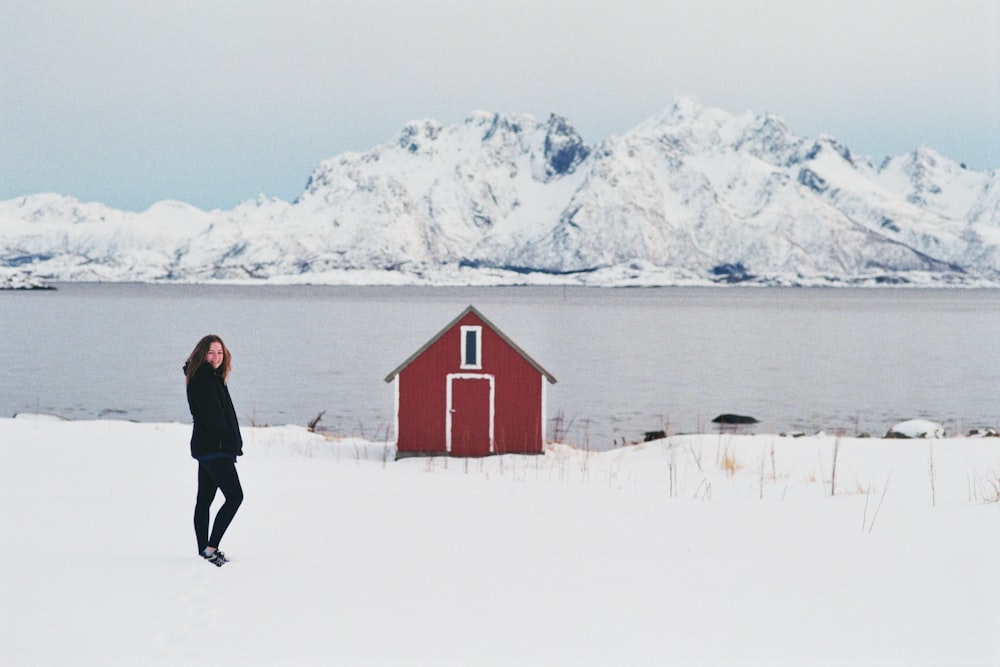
[385,305,557,457]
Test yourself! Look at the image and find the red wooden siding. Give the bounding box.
[389,307,555,456]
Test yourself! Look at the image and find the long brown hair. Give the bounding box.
[185,334,232,385]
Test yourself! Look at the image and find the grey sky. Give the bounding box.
[2,0,997,212]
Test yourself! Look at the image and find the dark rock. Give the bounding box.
[797,168,828,193]
[543,114,590,178]
[712,414,759,425]
[710,263,755,283]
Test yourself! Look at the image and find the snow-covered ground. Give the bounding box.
[2,416,998,666]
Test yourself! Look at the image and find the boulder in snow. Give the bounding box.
[884,419,945,439]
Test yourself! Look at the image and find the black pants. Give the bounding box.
[194,457,244,553]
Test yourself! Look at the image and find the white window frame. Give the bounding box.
[460,325,482,369]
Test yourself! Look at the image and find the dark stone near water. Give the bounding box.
[712,413,759,425]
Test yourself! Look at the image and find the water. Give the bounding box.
[3,283,999,446]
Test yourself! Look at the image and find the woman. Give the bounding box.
[184,334,244,567]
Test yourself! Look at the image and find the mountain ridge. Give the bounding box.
[2,96,998,286]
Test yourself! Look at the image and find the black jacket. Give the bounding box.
[185,362,244,459]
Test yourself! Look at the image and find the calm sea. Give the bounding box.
[3,283,999,446]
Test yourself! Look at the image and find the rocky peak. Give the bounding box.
[735,113,807,167]
[397,119,443,154]
[541,114,590,180]
[667,95,704,122]
[805,134,855,166]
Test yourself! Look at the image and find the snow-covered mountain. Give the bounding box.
[3,96,998,286]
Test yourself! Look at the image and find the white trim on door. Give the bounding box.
[445,373,495,454]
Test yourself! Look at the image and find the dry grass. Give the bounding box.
[720,448,741,477]
[968,470,1000,503]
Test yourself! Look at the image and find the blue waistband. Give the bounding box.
[196,451,237,463]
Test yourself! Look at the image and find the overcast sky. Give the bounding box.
[1,0,997,212]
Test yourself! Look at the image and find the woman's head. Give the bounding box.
[186,334,232,384]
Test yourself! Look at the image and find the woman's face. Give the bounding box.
[205,342,224,369]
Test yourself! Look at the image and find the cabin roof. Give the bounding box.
[384,305,557,384]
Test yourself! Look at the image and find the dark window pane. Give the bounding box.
[465,330,477,365]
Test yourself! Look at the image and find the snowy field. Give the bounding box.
[2,415,998,666]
